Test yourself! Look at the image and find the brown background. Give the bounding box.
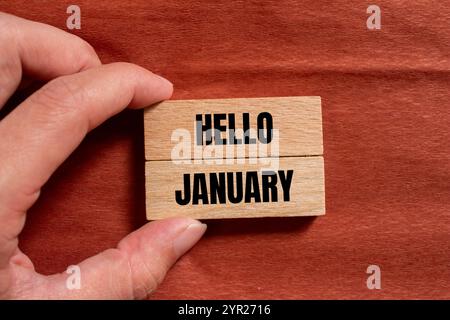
[0,0,449,299]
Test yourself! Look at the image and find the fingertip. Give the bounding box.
[118,217,205,253]
[153,73,173,94]
[126,65,173,108]
[159,75,174,101]
[116,217,205,298]
[151,218,206,258]
[173,221,207,257]
[148,73,173,103]
[126,217,207,259]
[140,71,173,108]
[77,39,102,71]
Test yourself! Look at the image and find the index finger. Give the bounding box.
[0,62,173,268]
[0,12,101,108]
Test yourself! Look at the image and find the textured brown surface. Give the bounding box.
[0,1,449,299]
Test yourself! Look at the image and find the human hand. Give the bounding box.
[0,12,206,299]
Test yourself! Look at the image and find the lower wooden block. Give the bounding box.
[145,156,325,220]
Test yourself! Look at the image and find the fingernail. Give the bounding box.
[173,221,207,257]
[155,73,173,89]
[153,74,173,100]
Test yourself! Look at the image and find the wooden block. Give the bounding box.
[144,96,325,220]
[146,156,325,220]
[144,96,322,161]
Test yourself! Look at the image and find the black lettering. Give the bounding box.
[227,113,242,144]
[245,171,261,203]
[257,112,273,144]
[243,113,256,144]
[176,170,293,206]
[213,113,227,145]
[209,172,227,204]
[228,172,243,203]
[278,170,294,201]
[192,173,209,205]
[196,114,212,145]
[262,171,278,202]
[175,174,191,205]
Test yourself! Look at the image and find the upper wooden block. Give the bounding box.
[144,96,323,161]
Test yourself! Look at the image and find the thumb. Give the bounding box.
[46,218,206,299]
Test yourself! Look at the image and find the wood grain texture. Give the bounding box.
[146,156,325,219]
[144,96,323,160]
[1,0,449,299]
